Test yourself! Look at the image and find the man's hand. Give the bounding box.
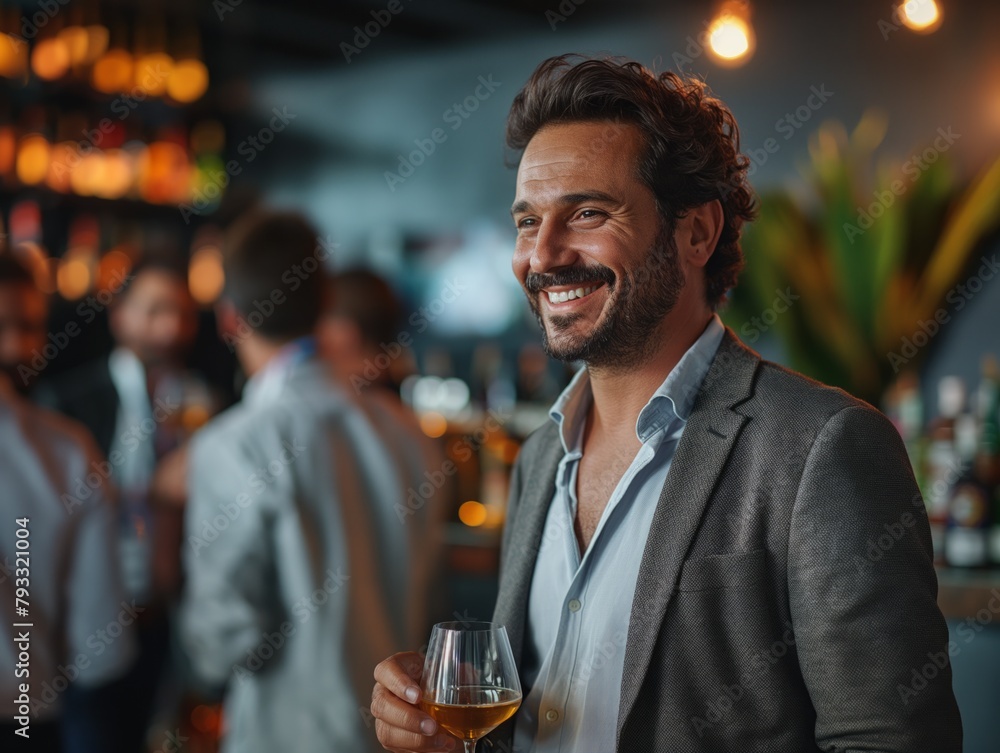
[372,652,455,751]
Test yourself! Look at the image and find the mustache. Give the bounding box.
[524,266,615,294]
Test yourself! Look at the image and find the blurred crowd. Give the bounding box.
[0,208,447,753]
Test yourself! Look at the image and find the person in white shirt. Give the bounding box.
[181,210,444,753]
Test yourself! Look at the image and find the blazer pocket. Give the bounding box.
[676,548,767,592]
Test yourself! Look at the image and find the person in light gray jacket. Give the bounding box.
[0,253,135,752]
[181,210,443,753]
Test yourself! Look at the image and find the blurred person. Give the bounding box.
[318,268,405,393]
[318,268,448,638]
[371,55,962,753]
[181,210,442,753]
[35,256,203,752]
[0,253,135,752]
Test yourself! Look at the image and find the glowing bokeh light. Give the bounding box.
[458,501,488,527]
[708,14,752,63]
[188,246,226,306]
[899,0,942,32]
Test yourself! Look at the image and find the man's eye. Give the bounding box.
[577,209,604,220]
[516,218,537,229]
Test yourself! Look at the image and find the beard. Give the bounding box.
[523,225,683,371]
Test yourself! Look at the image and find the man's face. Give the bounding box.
[111,270,197,368]
[0,282,48,393]
[511,121,684,370]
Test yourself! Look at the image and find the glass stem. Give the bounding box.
[462,739,478,753]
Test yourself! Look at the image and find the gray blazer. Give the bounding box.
[491,330,962,752]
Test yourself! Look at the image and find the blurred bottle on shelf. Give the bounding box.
[944,358,999,568]
[885,371,926,491]
[976,357,1000,566]
[924,376,966,563]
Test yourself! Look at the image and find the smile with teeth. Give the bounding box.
[545,284,601,304]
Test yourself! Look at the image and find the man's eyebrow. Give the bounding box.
[510,191,621,216]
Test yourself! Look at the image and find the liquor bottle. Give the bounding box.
[945,359,999,568]
[892,372,926,491]
[975,357,1000,566]
[924,377,965,563]
[944,467,992,568]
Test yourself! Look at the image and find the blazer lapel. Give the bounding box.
[615,330,760,741]
[493,421,563,669]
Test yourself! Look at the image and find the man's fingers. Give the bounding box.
[371,683,435,736]
[374,652,424,704]
[375,719,455,751]
[372,652,452,751]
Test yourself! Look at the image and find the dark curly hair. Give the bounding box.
[506,54,757,309]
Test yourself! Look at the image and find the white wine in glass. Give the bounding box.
[420,622,522,753]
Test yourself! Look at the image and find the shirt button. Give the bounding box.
[545,709,559,722]
[567,599,582,612]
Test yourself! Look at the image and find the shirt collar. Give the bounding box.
[243,335,318,407]
[108,347,149,413]
[548,314,725,452]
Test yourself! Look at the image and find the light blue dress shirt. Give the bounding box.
[512,315,724,753]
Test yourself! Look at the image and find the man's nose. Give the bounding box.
[529,222,579,275]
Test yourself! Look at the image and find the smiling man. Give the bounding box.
[371,54,962,753]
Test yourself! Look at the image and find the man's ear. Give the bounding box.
[678,199,724,269]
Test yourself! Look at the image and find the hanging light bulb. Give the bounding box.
[16,135,51,185]
[188,245,225,306]
[0,126,15,176]
[57,250,95,300]
[897,0,942,33]
[31,36,71,80]
[92,47,133,93]
[167,58,209,103]
[82,25,110,66]
[134,52,173,97]
[58,25,90,67]
[0,32,27,78]
[707,1,756,67]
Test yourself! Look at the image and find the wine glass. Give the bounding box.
[420,622,522,753]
